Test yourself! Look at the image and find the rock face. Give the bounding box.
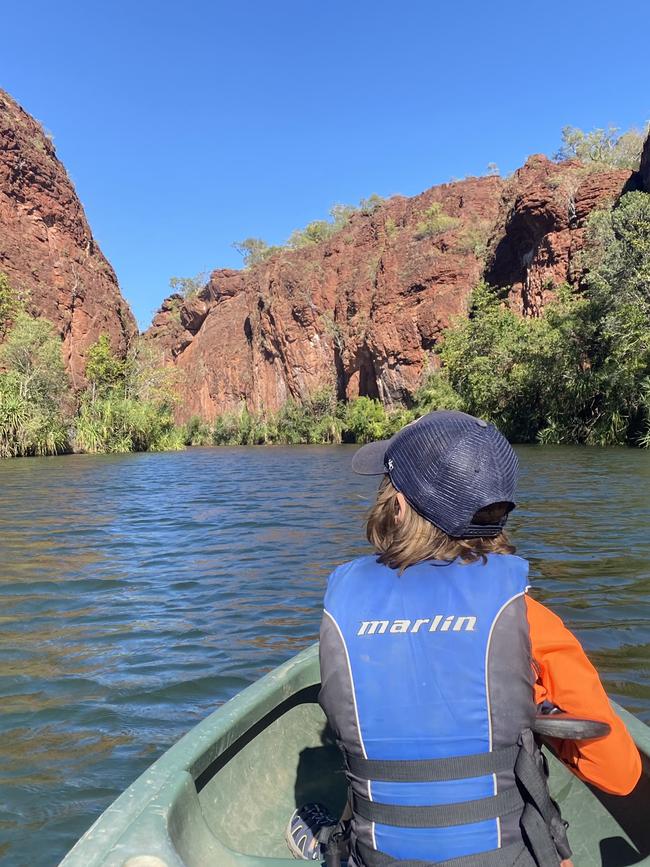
[149,144,644,423]
[5,83,645,418]
[148,178,503,420]
[485,155,631,315]
[0,89,136,383]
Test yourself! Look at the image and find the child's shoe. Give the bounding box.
[286,802,337,861]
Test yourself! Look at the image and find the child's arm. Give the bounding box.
[525,595,641,796]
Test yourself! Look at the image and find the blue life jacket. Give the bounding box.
[319,553,538,864]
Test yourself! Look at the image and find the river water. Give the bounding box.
[0,446,648,865]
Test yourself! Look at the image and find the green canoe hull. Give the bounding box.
[60,644,650,867]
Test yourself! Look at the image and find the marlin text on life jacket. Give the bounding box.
[357,615,477,635]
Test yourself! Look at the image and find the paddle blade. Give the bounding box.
[532,713,611,740]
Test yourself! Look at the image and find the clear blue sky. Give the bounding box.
[3,0,649,328]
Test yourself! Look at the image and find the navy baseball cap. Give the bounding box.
[352,410,518,538]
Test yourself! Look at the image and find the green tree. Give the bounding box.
[168,273,208,298]
[0,313,71,457]
[75,336,183,453]
[123,339,178,404]
[437,283,543,440]
[435,207,650,447]
[343,397,391,443]
[288,220,335,249]
[74,396,183,453]
[412,370,464,415]
[213,408,250,445]
[273,389,343,444]
[329,203,357,226]
[358,194,385,215]
[555,125,647,170]
[1,313,70,404]
[576,191,650,444]
[232,238,282,268]
[584,192,650,308]
[434,282,600,443]
[85,334,126,397]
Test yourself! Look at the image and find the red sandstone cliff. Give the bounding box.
[0,89,136,383]
[485,155,631,314]
[148,154,634,423]
[149,177,502,418]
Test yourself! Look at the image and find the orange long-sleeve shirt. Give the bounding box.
[526,595,641,796]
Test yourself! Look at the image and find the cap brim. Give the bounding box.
[351,439,390,475]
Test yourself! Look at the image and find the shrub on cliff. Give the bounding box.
[232,196,386,266]
[168,273,208,299]
[291,198,385,246]
[232,238,283,268]
[415,203,460,240]
[288,220,337,249]
[0,272,22,337]
[357,194,385,216]
[455,220,493,259]
[555,125,647,170]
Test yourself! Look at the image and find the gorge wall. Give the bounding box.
[2,85,645,417]
[0,88,136,383]
[148,154,634,422]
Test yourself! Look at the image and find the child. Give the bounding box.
[287,410,640,866]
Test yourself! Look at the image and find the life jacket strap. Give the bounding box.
[342,733,570,865]
[352,785,524,829]
[515,730,570,862]
[325,787,353,867]
[354,838,531,867]
[345,744,520,783]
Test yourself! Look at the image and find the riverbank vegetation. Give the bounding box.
[1,124,649,458]
[75,336,183,454]
[0,287,182,457]
[207,189,650,449]
[1,189,649,457]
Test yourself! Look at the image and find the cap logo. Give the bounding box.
[386,458,394,471]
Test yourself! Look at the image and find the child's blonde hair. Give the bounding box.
[367,478,515,572]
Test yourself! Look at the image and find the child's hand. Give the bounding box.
[561,860,574,867]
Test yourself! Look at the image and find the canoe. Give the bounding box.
[60,643,650,867]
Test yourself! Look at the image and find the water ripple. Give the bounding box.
[0,445,648,865]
